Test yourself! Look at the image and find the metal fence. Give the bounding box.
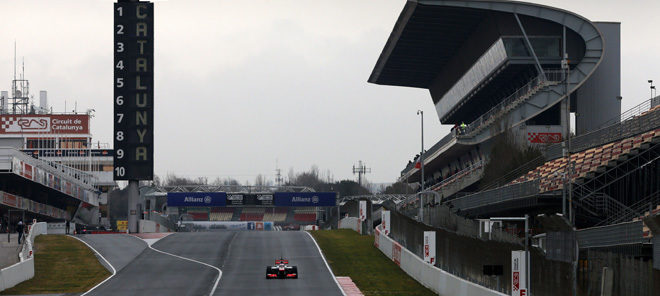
[546,97,660,160]
[576,221,644,249]
[459,70,563,137]
[447,179,540,211]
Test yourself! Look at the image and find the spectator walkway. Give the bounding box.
[0,234,22,269]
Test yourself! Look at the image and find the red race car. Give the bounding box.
[266,258,298,279]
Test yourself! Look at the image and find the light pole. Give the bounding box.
[417,110,425,222]
[649,80,655,99]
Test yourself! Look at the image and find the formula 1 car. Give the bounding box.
[266,258,298,279]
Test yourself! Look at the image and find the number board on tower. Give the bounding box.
[114,1,154,180]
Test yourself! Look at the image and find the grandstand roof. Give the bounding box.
[369,0,600,89]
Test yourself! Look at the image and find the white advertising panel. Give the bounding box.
[511,250,528,296]
[423,231,436,265]
[381,210,390,236]
[359,200,367,222]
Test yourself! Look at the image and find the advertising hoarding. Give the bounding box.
[0,115,90,135]
[423,231,436,265]
[511,250,528,296]
[226,193,274,206]
[359,200,367,222]
[273,192,336,207]
[381,210,390,236]
[167,192,227,207]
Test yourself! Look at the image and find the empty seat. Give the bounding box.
[293,213,316,222]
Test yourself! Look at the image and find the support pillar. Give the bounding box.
[127,180,139,233]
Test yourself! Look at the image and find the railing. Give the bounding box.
[600,190,660,226]
[479,155,546,191]
[458,70,564,138]
[401,70,565,178]
[576,221,644,248]
[0,147,96,188]
[401,132,455,175]
[447,179,540,211]
[545,96,660,160]
[429,160,484,191]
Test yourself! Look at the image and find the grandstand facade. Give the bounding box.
[138,185,337,231]
[368,1,644,226]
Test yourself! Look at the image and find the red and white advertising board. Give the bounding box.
[423,231,436,265]
[359,200,367,222]
[0,114,89,135]
[511,250,528,296]
[381,210,390,236]
[392,241,402,266]
[2,193,17,207]
[23,163,33,180]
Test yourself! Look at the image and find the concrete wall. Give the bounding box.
[576,22,621,135]
[338,217,360,233]
[374,225,507,296]
[46,222,76,235]
[389,206,573,296]
[0,222,47,292]
[0,258,34,292]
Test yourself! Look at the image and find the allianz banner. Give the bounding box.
[274,192,336,207]
[167,192,227,207]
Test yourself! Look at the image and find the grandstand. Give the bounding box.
[143,186,335,228]
[442,98,660,228]
[210,207,234,221]
[364,0,660,228]
[371,1,621,205]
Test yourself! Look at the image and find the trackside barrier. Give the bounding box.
[0,222,47,292]
[374,225,507,296]
[338,217,360,232]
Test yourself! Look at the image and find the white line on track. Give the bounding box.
[129,234,223,296]
[304,231,347,296]
[68,235,117,296]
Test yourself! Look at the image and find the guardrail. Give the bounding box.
[0,222,47,292]
[374,225,506,296]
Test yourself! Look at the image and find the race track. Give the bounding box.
[79,231,343,296]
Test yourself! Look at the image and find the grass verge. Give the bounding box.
[1,235,110,295]
[311,229,435,296]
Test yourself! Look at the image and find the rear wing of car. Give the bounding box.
[275,260,289,265]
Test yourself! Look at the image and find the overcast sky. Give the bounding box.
[1,0,659,185]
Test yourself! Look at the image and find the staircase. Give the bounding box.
[456,68,585,145]
[596,191,660,226]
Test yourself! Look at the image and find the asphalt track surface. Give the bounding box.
[79,231,343,296]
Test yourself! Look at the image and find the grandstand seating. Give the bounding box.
[293,208,317,222]
[511,128,660,193]
[187,211,209,221]
[210,207,234,221]
[240,207,265,221]
[263,207,288,222]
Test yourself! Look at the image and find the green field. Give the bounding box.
[1,235,110,295]
[311,229,436,296]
